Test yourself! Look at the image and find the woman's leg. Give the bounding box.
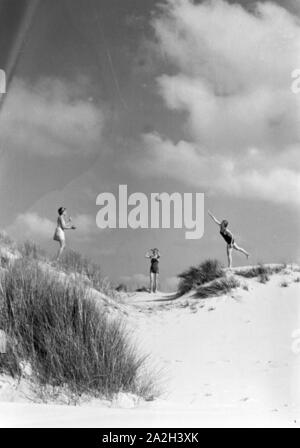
[56,240,66,261]
[233,243,249,259]
[150,272,153,293]
[153,274,159,293]
[227,245,233,269]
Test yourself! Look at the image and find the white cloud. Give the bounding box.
[154,0,300,150]
[134,0,300,206]
[140,133,300,205]
[7,213,54,241]
[7,212,97,243]
[0,78,105,157]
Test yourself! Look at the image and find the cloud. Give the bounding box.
[139,132,300,205]
[8,213,54,241]
[7,212,97,243]
[284,0,300,16]
[132,0,300,206]
[154,0,300,150]
[0,78,105,157]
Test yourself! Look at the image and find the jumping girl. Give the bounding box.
[53,207,76,260]
[145,248,161,294]
[208,211,249,269]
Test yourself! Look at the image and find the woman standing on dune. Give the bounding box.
[208,211,249,269]
[53,207,76,261]
[145,248,161,294]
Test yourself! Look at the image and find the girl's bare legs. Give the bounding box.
[233,243,249,259]
[227,245,233,269]
[56,240,66,261]
[153,274,159,293]
[150,272,153,293]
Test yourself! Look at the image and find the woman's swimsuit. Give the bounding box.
[53,217,65,242]
[220,229,234,246]
[150,256,160,274]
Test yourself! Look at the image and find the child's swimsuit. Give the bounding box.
[150,256,160,274]
[220,229,234,246]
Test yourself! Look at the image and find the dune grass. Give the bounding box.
[177,259,225,297]
[18,240,46,260]
[235,264,285,283]
[0,231,15,247]
[57,249,115,295]
[0,259,155,399]
[194,277,240,299]
[17,242,116,298]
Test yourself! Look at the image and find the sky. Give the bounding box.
[0,0,299,290]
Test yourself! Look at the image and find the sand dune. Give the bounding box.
[0,265,299,428]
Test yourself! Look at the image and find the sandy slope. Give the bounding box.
[0,266,300,428]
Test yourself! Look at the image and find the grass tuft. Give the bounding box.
[177,259,224,297]
[57,249,117,297]
[235,264,284,282]
[0,259,155,400]
[194,277,240,299]
[18,240,46,260]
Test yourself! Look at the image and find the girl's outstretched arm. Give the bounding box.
[208,211,221,226]
[60,216,76,231]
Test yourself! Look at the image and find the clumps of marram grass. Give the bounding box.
[295,278,300,283]
[58,249,116,297]
[18,240,46,260]
[194,277,240,299]
[235,264,285,283]
[259,272,270,284]
[0,231,15,247]
[280,281,289,288]
[0,259,156,400]
[136,287,149,293]
[116,283,129,293]
[177,259,225,297]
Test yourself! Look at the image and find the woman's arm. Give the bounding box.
[60,217,76,230]
[145,251,152,258]
[208,211,221,226]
